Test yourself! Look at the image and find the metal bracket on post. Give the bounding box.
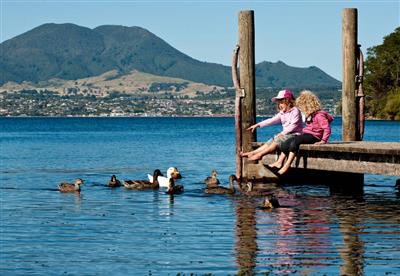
[355,44,365,140]
[232,45,244,97]
[232,45,244,183]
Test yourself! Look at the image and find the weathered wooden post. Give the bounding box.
[342,8,358,141]
[341,8,364,186]
[238,10,256,180]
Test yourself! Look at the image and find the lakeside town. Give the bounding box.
[0,89,339,117]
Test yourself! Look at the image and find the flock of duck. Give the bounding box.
[58,167,280,209]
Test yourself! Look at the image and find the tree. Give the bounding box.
[364,27,400,119]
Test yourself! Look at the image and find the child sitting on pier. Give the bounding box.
[241,89,303,161]
[271,90,334,175]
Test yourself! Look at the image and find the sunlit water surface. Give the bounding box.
[1,117,399,275]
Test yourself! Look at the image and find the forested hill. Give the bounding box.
[0,23,340,89]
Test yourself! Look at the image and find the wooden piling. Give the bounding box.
[342,8,358,141]
[238,10,256,180]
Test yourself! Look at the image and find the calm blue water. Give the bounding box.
[1,117,399,275]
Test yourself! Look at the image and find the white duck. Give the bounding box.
[147,167,182,188]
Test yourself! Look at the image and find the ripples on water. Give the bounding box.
[1,117,399,275]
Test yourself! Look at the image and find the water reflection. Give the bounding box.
[156,191,175,217]
[233,187,400,274]
[333,195,399,275]
[235,197,257,275]
[336,208,365,275]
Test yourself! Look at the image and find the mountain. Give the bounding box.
[255,61,340,89]
[0,23,341,88]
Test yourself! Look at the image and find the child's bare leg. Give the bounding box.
[241,142,271,158]
[278,151,296,175]
[248,143,278,161]
[269,152,286,168]
[240,151,252,157]
[241,148,258,157]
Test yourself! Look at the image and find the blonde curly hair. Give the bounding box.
[296,90,321,117]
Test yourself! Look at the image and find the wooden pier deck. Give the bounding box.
[254,141,400,177]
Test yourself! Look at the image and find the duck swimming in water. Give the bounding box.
[124,169,163,190]
[148,167,182,188]
[204,169,220,187]
[204,175,236,195]
[166,178,184,195]
[58,178,84,193]
[107,175,121,187]
[260,195,280,209]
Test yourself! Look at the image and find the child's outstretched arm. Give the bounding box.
[246,113,282,132]
[246,123,259,132]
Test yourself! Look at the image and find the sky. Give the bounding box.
[1,0,399,81]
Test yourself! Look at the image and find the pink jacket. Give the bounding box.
[303,111,334,142]
[258,107,303,135]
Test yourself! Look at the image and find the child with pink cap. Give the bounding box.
[273,90,334,175]
[241,89,303,161]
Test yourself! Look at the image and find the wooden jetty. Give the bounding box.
[234,9,400,185]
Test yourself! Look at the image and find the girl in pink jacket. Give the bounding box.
[270,90,334,175]
[241,89,303,161]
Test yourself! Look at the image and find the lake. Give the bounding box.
[1,117,399,275]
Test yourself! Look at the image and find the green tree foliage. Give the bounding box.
[364,27,400,119]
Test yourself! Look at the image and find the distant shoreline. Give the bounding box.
[1,115,396,121]
[0,114,282,119]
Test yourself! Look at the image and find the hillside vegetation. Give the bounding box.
[364,27,400,120]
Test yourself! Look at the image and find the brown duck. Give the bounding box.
[204,174,236,195]
[107,175,121,187]
[260,195,280,209]
[166,178,184,195]
[124,169,163,190]
[204,169,220,187]
[58,178,84,193]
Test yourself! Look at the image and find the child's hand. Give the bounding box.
[314,140,327,145]
[246,124,258,132]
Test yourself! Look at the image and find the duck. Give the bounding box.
[58,178,84,193]
[124,169,163,190]
[107,175,121,187]
[166,178,184,195]
[259,195,280,209]
[204,174,236,195]
[204,169,220,187]
[148,167,182,188]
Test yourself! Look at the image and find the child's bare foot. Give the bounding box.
[277,166,289,175]
[248,153,262,161]
[268,161,282,169]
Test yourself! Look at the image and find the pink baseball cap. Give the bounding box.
[271,89,295,102]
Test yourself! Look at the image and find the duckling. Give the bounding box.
[58,178,84,193]
[166,178,184,195]
[124,169,163,190]
[204,175,236,195]
[107,175,121,187]
[204,169,220,187]
[148,167,182,188]
[260,195,280,209]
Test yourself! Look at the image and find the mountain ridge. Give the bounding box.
[0,23,341,88]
